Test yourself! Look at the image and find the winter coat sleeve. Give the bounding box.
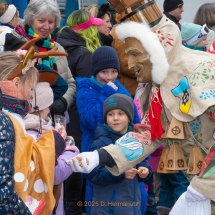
[76,78,118,132]
[136,159,153,183]
[54,151,78,185]
[86,165,125,186]
[52,130,66,164]
[0,111,31,214]
[54,42,76,109]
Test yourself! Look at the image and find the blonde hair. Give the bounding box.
[85,4,99,17]
[0,51,38,100]
[85,4,111,19]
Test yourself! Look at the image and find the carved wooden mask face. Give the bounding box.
[125,37,153,83]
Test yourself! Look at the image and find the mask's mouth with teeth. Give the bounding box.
[135,69,140,77]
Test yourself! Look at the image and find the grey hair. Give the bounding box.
[24,0,61,29]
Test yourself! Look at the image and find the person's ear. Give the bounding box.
[12,77,21,87]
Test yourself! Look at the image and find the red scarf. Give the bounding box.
[148,86,163,140]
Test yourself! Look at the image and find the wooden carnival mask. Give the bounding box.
[125,37,152,83]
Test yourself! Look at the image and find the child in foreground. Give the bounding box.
[86,93,152,215]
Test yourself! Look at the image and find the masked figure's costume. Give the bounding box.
[68,1,215,214]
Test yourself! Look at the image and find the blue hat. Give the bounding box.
[181,23,209,46]
[36,64,68,101]
[92,46,120,76]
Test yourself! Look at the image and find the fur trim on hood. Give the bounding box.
[116,21,169,85]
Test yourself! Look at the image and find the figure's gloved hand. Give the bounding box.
[170,185,211,215]
[185,185,208,202]
[67,150,99,173]
[50,97,67,117]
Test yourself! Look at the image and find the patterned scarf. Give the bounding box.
[2,94,31,118]
[25,25,58,72]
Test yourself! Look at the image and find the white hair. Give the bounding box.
[116,21,169,85]
[24,0,61,29]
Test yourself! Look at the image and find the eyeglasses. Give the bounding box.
[183,24,210,45]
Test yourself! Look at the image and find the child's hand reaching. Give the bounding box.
[137,167,149,178]
[107,81,118,90]
[125,168,138,179]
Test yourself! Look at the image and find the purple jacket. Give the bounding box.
[52,150,78,215]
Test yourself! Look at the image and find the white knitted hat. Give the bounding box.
[31,82,53,112]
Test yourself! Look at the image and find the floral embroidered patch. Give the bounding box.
[189,60,215,86]
[189,117,201,135]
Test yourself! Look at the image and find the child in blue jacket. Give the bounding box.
[76,46,140,214]
[86,94,152,215]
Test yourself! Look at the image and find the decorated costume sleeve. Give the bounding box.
[190,144,215,201]
[103,132,162,176]
[67,132,161,175]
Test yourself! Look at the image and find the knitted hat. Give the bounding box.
[181,23,209,46]
[103,93,134,123]
[92,46,120,76]
[163,0,184,13]
[31,82,53,112]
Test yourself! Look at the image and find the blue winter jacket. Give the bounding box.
[76,77,140,153]
[85,124,151,215]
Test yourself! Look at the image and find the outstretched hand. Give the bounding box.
[67,150,99,174]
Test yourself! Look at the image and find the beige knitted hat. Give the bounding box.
[31,82,53,112]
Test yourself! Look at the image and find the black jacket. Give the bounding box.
[164,12,181,30]
[57,27,92,78]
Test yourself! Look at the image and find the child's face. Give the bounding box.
[106,109,130,134]
[96,68,118,85]
[196,36,208,47]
